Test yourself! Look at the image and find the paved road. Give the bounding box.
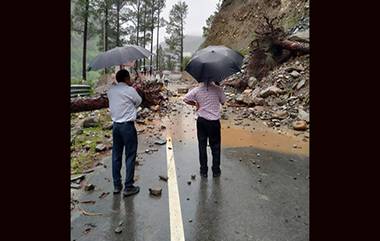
[71,82,309,241]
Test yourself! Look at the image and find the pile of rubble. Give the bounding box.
[223,54,309,131]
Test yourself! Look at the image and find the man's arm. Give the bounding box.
[130,88,142,107]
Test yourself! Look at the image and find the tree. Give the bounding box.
[92,0,112,73]
[155,0,166,71]
[72,0,95,81]
[202,0,221,38]
[149,0,156,74]
[165,1,188,71]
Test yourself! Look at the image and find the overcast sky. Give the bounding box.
[154,0,219,45]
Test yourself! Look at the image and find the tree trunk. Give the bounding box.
[71,81,166,113]
[116,0,120,47]
[150,0,155,76]
[136,0,141,68]
[274,39,310,54]
[104,3,109,74]
[143,2,147,67]
[71,95,109,113]
[180,14,183,71]
[156,1,160,71]
[82,0,89,81]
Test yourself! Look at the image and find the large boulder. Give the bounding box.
[82,117,99,128]
[252,97,266,106]
[259,86,285,98]
[272,110,288,120]
[298,109,310,122]
[247,76,257,89]
[292,120,308,131]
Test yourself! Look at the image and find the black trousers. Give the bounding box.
[196,117,221,174]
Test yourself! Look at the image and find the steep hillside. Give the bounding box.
[203,0,309,51]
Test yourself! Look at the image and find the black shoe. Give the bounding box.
[213,172,221,177]
[113,185,123,194]
[123,185,140,197]
[200,172,208,178]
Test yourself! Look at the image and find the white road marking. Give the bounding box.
[166,135,186,241]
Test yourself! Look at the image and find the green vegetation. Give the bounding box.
[71,32,101,84]
[71,109,112,174]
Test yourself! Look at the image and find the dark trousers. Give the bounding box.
[196,117,221,174]
[112,121,138,189]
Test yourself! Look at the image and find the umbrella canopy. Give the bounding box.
[88,45,153,71]
[185,45,244,83]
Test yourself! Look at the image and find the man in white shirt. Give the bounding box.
[107,69,142,197]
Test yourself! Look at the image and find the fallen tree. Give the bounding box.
[71,79,166,113]
[224,14,309,90]
[71,95,109,113]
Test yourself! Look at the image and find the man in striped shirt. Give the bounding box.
[183,82,226,178]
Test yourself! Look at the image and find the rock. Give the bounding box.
[187,181,192,185]
[160,125,166,130]
[95,144,107,152]
[191,174,196,180]
[235,94,244,102]
[82,117,99,128]
[252,97,265,106]
[290,70,301,78]
[296,79,306,90]
[84,184,95,191]
[114,227,123,234]
[102,122,113,130]
[221,113,229,120]
[159,175,168,181]
[188,219,193,223]
[71,183,81,189]
[150,105,160,111]
[242,89,253,95]
[248,76,257,88]
[272,110,288,119]
[259,86,285,98]
[298,109,310,122]
[292,120,308,131]
[136,119,146,125]
[177,88,189,94]
[149,187,162,196]
[71,174,85,183]
[252,106,265,114]
[154,139,167,145]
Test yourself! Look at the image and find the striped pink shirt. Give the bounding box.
[184,83,226,120]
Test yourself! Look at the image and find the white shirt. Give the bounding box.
[107,82,142,123]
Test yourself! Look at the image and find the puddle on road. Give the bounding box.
[221,124,309,156]
[157,83,309,156]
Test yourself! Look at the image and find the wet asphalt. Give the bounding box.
[71,83,309,241]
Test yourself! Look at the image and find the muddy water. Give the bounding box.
[161,83,309,156]
[221,123,309,155]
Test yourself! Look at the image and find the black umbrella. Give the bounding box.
[185,45,244,83]
[87,45,153,71]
